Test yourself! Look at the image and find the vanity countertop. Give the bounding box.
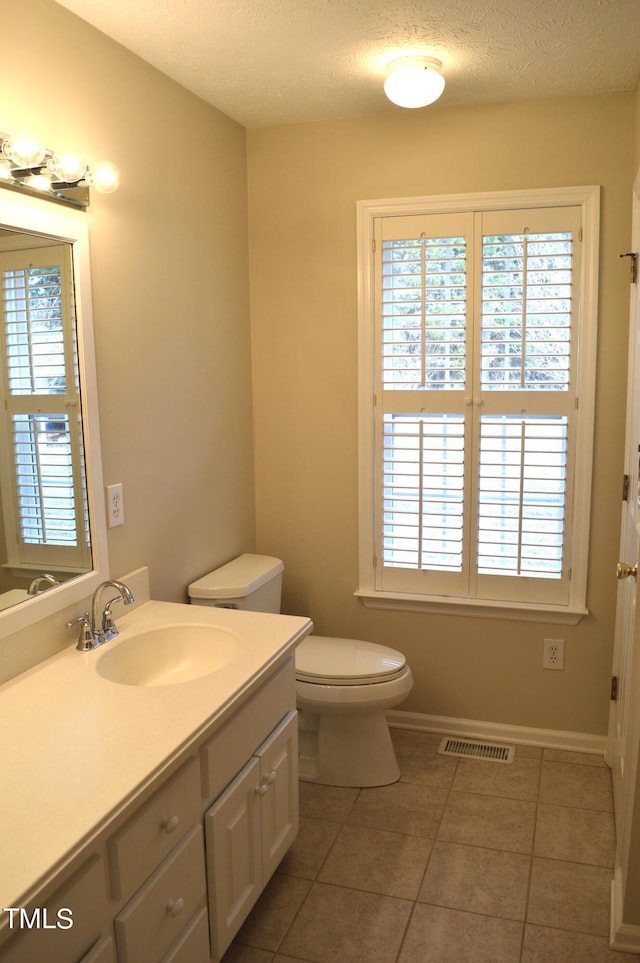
[0,600,312,914]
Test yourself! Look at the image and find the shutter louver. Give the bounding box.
[477,415,567,579]
[382,414,464,571]
[382,236,466,390]
[481,233,572,391]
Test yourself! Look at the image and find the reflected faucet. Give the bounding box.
[67,578,134,650]
[28,573,59,595]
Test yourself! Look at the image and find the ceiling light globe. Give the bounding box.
[2,132,46,168]
[88,161,120,194]
[384,56,445,109]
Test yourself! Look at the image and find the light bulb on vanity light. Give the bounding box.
[47,149,87,183]
[384,56,445,109]
[1,131,46,168]
[87,160,120,194]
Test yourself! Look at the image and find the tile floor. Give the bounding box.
[221,728,640,963]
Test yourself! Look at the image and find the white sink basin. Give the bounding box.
[97,623,239,686]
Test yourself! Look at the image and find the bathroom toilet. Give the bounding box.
[188,554,413,787]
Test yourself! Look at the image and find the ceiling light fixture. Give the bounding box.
[384,56,445,109]
[0,130,120,208]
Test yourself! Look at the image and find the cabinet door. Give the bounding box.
[257,711,299,882]
[205,757,262,961]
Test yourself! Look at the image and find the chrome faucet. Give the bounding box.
[67,579,135,651]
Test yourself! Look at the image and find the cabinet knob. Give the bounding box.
[255,784,269,796]
[264,770,277,785]
[166,897,185,918]
[161,814,180,834]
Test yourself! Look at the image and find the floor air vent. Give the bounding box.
[438,737,514,764]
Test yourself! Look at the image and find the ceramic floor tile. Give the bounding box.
[452,754,541,801]
[527,857,613,936]
[418,840,530,920]
[298,782,360,822]
[522,924,640,961]
[391,729,460,788]
[543,748,608,768]
[534,804,616,867]
[398,904,523,963]
[346,780,449,837]
[539,760,613,811]
[438,791,536,853]
[278,816,342,880]
[235,873,312,952]
[279,881,412,963]
[221,946,275,962]
[510,745,543,760]
[318,824,433,899]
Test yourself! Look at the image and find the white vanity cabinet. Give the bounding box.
[0,648,302,963]
[205,711,298,961]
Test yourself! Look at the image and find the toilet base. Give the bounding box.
[297,708,400,787]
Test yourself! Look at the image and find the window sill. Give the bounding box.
[354,589,587,625]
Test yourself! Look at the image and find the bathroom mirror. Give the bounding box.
[0,191,108,639]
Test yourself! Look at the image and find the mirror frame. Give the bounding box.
[0,191,109,638]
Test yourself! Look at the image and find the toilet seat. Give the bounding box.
[295,635,407,686]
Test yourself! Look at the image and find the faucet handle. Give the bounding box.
[67,613,95,651]
[101,598,121,641]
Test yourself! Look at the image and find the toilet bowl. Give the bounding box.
[188,554,413,788]
[295,635,413,787]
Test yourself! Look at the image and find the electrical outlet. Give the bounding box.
[543,638,565,670]
[106,483,125,528]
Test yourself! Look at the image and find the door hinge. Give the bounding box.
[619,252,638,284]
[373,554,378,569]
[623,473,630,501]
[611,675,619,701]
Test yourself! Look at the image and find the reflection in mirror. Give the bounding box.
[0,193,108,639]
[0,231,91,611]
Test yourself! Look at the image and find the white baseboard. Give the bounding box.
[611,871,640,953]
[386,709,607,756]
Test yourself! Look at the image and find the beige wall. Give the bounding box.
[1,0,256,604]
[248,93,636,737]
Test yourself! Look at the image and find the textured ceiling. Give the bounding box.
[55,0,640,128]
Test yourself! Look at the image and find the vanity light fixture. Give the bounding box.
[384,56,445,109]
[0,130,120,208]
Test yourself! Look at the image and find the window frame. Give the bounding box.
[355,186,600,625]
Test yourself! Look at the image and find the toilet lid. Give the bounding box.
[295,636,407,685]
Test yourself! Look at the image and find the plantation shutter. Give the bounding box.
[0,245,90,571]
[374,205,581,605]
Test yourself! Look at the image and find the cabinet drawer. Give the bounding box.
[114,825,206,963]
[80,935,117,963]
[109,757,201,899]
[201,658,295,801]
[2,855,108,963]
[159,908,209,963]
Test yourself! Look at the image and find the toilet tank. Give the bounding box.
[187,554,284,612]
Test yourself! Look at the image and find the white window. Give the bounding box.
[0,242,90,574]
[357,188,599,623]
